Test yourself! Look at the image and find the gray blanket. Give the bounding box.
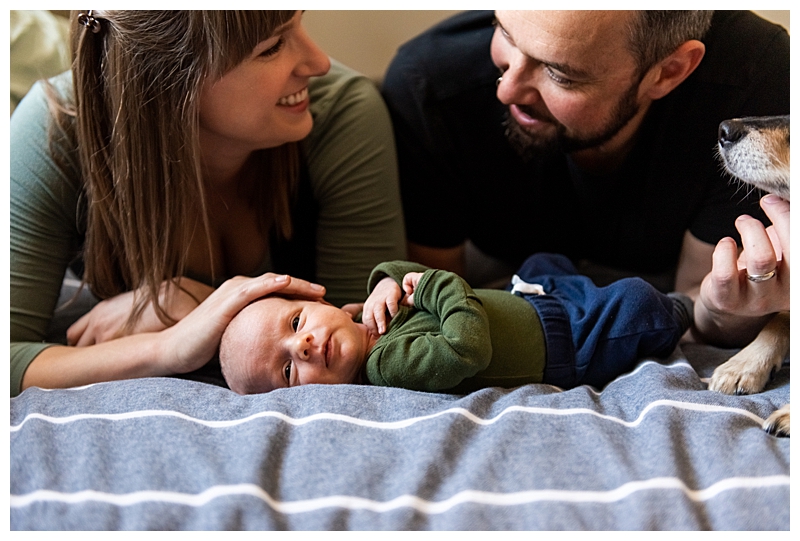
[10,344,789,530]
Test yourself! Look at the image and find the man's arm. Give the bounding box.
[674,231,715,299]
[408,242,465,277]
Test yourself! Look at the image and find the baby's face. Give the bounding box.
[222,296,373,393]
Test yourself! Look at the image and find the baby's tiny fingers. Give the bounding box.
[375,307,387,334]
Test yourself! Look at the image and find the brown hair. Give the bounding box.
[627,11,714,75]
[47,10,298,330]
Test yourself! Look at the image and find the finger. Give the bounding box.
[402,275,415,295]
[761,194,790,261]
[735,215,777,276]
[361,302,378,334]
[386,296,399,318]
[374,306,387,334]
[275,275,326,299]
[708,237,741,309]
[765,225,783,262]
[74,329,97,347]
[66,313,90,346]
[196,275,290,323]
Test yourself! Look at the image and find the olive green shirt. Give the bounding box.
[364,261,546,393]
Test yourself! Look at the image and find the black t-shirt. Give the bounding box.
[382,10,789,284]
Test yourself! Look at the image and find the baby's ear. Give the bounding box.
[340,303,363,320]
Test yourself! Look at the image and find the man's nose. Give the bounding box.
[496,55,541,105]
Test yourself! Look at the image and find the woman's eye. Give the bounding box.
[260,37,285,58]
[291,316,300,331]
[284,362,292,384]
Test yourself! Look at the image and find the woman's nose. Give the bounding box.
[294,24,331,78]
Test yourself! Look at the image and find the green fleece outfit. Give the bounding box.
[364,261,546,394]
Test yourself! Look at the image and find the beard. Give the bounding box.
[504,81,641,162]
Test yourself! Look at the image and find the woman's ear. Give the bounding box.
[641,39,706,100]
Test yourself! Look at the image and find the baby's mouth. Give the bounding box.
[277,87,308,106]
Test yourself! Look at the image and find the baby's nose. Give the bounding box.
[293,333,314,361]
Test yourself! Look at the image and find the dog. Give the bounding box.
[709,115,790,437]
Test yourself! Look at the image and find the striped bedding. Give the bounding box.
[10,343,789,530]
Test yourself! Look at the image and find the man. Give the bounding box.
[381,10,789,346]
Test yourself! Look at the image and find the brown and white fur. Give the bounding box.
[709,115,790,436]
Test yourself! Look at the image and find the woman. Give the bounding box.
[10,11,406,396]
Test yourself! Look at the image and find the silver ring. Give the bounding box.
[496,77,503,86]
[747,269,777,282]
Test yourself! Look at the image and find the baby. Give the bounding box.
[219,254,693,394]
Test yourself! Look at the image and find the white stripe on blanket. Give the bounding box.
[11,475,789,512]
[10,397,767,432]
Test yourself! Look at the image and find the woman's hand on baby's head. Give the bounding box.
[363,277,403,335]
[159,272,325,375]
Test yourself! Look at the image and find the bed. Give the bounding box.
[10,342,789,530]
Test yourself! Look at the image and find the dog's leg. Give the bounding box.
[709,312,790,394]
[764,404,790,436]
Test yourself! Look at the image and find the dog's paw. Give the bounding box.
[709,353,773,395]
[763,404,790,437]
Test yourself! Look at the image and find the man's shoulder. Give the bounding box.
[696,10,789,85]
[383,10,497,100]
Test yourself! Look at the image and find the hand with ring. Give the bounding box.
[694,194,789,345]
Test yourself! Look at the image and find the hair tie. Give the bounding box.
[78,10,102,34]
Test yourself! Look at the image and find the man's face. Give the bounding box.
[490,10,646,158]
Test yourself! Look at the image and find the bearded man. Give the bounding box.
[381,10,789,347]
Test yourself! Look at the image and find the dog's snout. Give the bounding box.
[719,119,747,147]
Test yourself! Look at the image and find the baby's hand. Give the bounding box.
[401,272,424,308]
[363,277,403,335]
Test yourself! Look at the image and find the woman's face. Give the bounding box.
[199,12,331,155]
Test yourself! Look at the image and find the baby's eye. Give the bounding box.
[284,362,292,385]
[291,316,300,331]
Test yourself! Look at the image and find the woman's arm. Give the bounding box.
[66,277,215,346]
[20,274,325,392]
[10,75,84,396]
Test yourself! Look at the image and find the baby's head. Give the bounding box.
[219,295,375,394]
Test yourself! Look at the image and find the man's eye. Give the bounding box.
[292,316,300,331]
[545,66,574,87]
[284,362,292,384]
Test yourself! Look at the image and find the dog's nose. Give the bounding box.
[719,119,747,147]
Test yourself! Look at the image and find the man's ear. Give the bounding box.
[641,39,706,100]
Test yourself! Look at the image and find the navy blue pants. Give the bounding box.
[510,253,682,389]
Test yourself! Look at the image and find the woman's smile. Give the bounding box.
[277,87,309,107]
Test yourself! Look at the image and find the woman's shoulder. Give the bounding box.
[11,70,74,144]
[303,58,394,172]
[11,70,82,203]
[308,59,386,129]
[14,70,73,113]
